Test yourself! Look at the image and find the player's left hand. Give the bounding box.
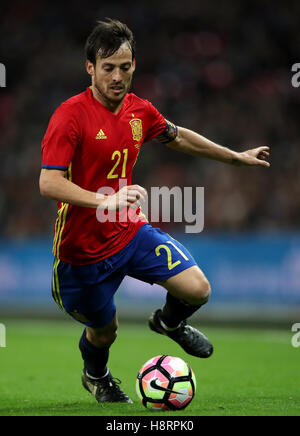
[233,146,270,167]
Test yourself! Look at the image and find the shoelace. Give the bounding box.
[172,320,188,337]
[174,322,198,344]
[159,316,199,347]
[97,375,128,400]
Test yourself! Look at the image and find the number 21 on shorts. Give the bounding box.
[155,241,189,270]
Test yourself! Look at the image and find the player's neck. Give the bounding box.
[91,85,125,115]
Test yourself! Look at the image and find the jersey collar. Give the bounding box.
[87,87,130,118]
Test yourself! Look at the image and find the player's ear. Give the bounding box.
[86,60,95,77]
[132,58,136,72]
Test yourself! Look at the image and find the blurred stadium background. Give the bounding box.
[0,0,300,327]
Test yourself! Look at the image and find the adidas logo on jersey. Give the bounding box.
[95,129,107,139]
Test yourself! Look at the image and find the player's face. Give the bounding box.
[87,42,135,110]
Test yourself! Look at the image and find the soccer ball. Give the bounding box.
[136,355,196,410]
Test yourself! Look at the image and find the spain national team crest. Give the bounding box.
[129,118,143,142]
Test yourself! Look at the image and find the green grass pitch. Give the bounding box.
[0,319,299,416]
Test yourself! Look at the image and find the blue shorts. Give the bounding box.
[51,223,197,328]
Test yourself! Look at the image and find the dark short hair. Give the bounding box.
[85,18,135,64]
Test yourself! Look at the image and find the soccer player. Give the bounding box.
[40,19,270,403]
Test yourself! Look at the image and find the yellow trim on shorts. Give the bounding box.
[52,257,65,311]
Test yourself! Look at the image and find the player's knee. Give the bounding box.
[185,276,211,306]
[87,326,118,348]
[95,331,117,348]
[200,278,211,303]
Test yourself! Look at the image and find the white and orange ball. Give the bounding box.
[136,355,196,410]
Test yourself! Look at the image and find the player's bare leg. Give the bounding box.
[149,266,213,358]
[80,314,133,403]
[86,315,119,348]
[157,265,211,306]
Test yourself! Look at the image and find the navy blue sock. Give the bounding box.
[160,293,202,328]
[79,329,109,379]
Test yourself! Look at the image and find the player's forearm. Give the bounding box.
[39,172,104,208]
[170,127,239,164]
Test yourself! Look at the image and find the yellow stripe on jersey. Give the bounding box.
[132,144,143,169]
[52,163,72,258]
[53,204,66,256]
[55,204,69,258]
[67,162,72,182]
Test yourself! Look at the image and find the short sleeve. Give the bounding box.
[41,104,80,170]
[143,101,167,143]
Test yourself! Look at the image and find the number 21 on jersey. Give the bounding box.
[107,148,128,179]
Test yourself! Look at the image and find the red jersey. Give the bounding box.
[41,87,166,265]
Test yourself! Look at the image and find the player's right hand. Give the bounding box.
[100,184,147,211]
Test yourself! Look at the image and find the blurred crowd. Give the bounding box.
[0,0,299,239]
